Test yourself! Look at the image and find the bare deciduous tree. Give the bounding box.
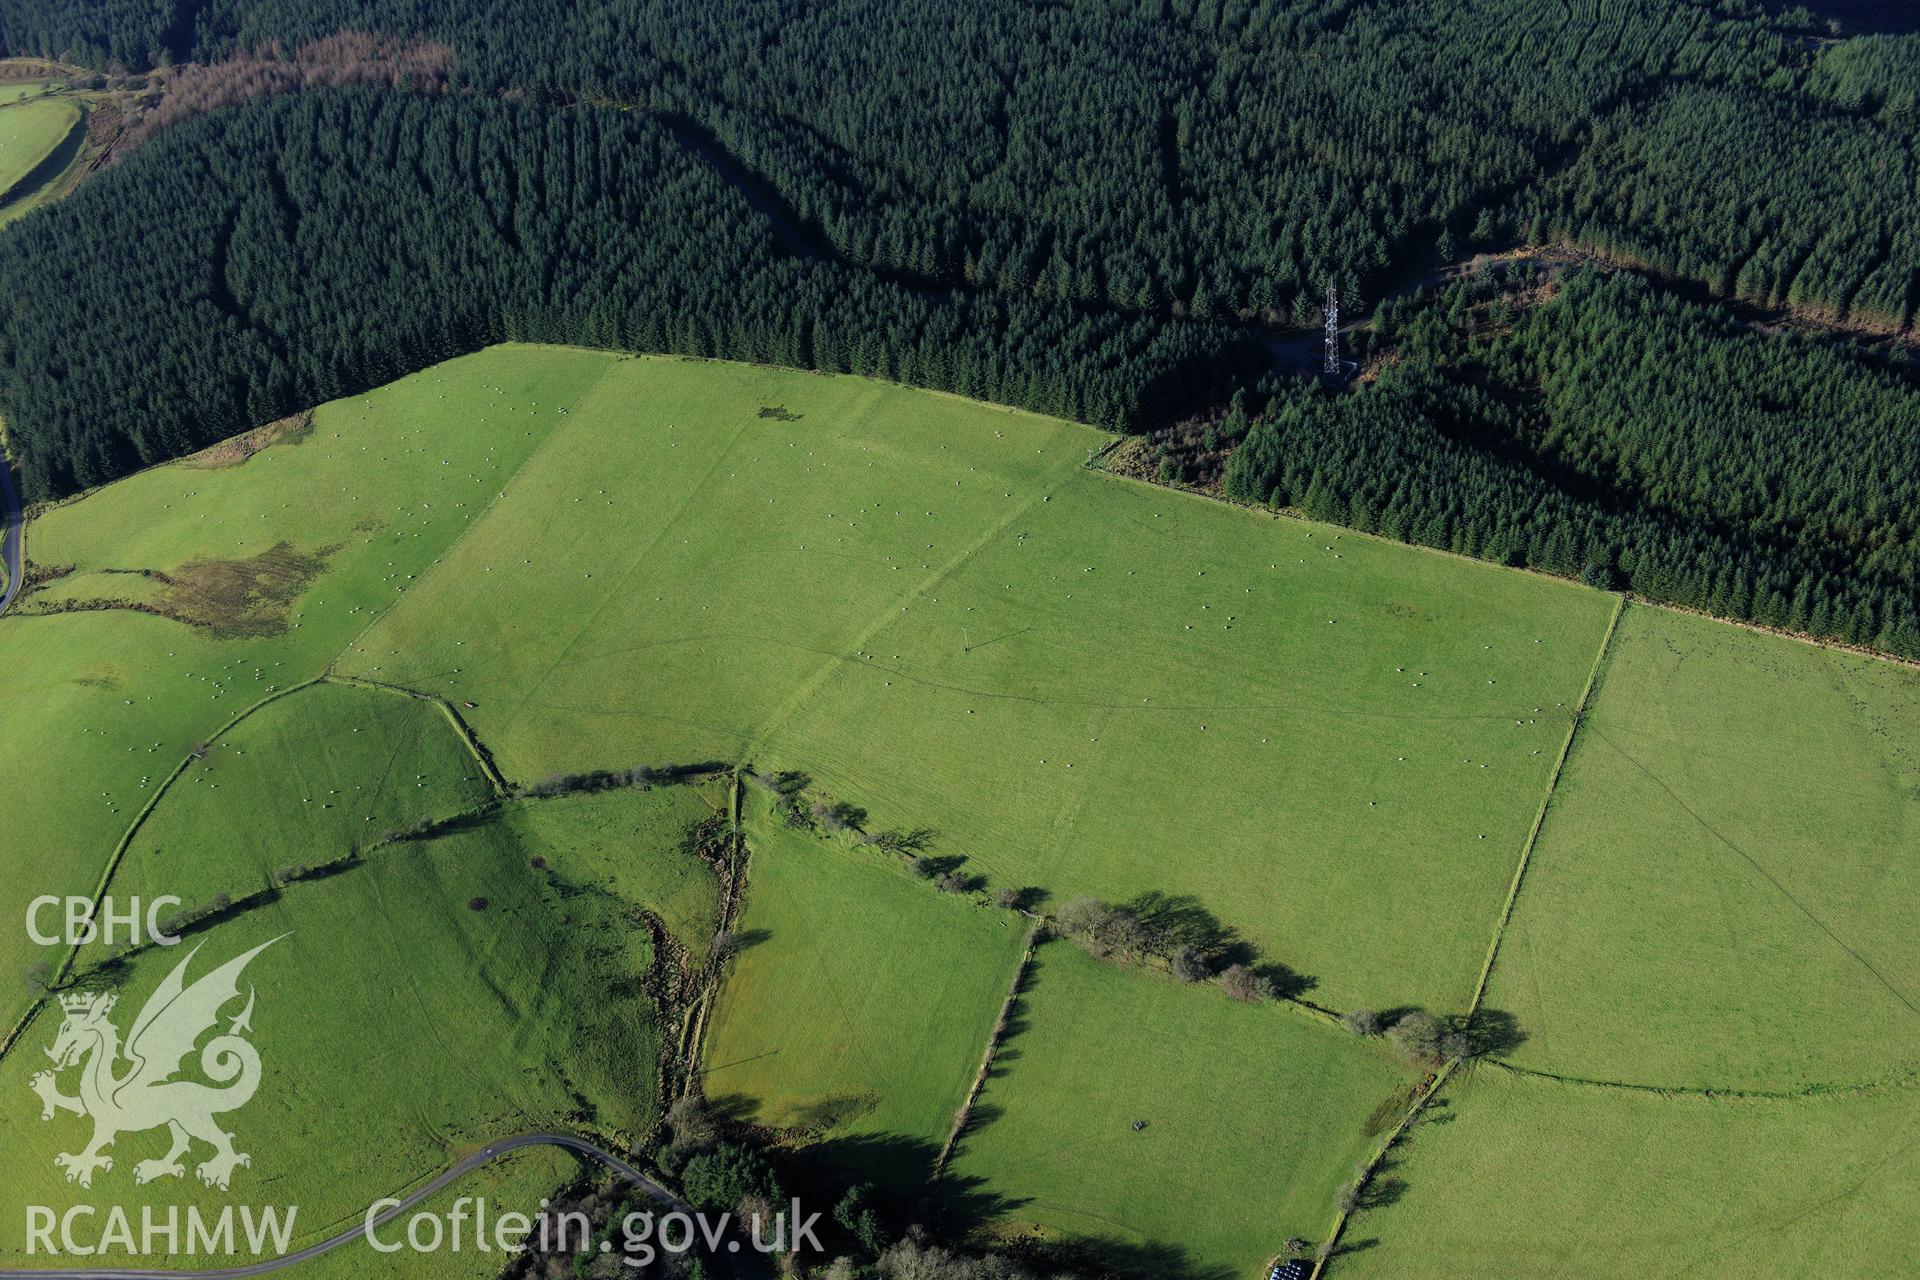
[1386,1011,1442,1061]
[1220,963,1276,1003]
[1341,1007,1383,1036]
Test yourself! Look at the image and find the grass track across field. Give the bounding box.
[341,350,1620,1015]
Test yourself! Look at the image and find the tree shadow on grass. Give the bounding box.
[790,1093,877,1133]
[767,942,1252,1280]
[723,926,772,953]
[796,1131,1232,1280]
[1461,1006,1527,1057]
[801,1131,1025,1225]
[1109,889,1317,996]
[1121,890,1241,958]
[860,827,940,855]
[1008,1235,1237,1280]
[1003,885,1049,912]
[1256,959,1316,1001]
[700,1091,768,1126]
[1360,1176,1408,1209]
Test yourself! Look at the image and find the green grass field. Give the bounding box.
[97,679,497,920]
[0,345,587,1027]
[340,352,1618,1014]
[0,807,659,1268]
[287,1144,577,1280]
[0,81,59,104]
[0,97,78,201]
[701,790,1031,1190]
[7,345,1915,1277]
[497,780,726,957]
[949,941,1414,1280]
[1482,605,1920,1092]
[1339,1065,1920,1279]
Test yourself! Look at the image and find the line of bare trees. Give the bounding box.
[1049,892,1304,1005]
[115,34,454,156]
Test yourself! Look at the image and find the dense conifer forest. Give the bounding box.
[0,0,1916,657]
[0,90,1256,496]
[3,0,1915,326]
[1225,269,1920,657]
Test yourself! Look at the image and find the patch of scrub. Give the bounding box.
[12,542,331,637]
[182,410,316,470]
[147,540,330,636]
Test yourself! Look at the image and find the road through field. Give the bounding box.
[0,1133,772,1280]
[0,456,19,615]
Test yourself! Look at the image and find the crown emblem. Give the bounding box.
[33,939,282,1192]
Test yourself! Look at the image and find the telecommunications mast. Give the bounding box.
[1323,283,1340,377]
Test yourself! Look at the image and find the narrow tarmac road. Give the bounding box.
[0,457,21,616]
[0,1133,772,1280]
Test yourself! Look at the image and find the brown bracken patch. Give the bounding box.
[181,410,313,469]
[1101,435,1156,482]
[150,541,327,636]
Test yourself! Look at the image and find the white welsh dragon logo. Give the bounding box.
[29,937,283,1191]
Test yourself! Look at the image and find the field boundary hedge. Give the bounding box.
[1465,594,1624,1020]
[934,921,1042,1178]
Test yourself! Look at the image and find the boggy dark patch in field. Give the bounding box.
[16,541,339,637]
[757,405,803,421]
[148,540,329,636]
